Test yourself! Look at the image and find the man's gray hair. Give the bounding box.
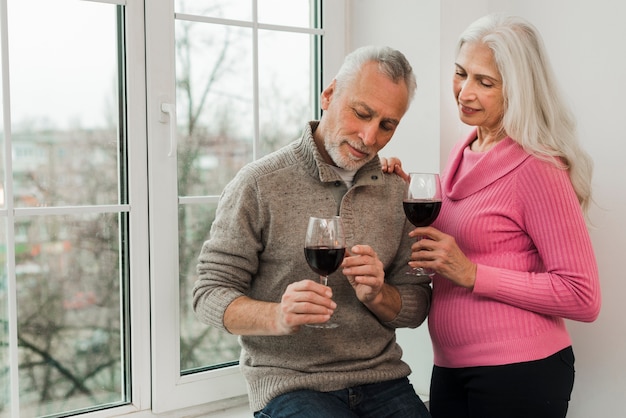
[334,45,417,103]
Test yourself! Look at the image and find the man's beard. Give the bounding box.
[325,139,373,171]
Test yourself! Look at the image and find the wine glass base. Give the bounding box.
[305,322,339,329]
[406,267,435,277]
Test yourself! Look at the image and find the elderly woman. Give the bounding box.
[384,13,601,418]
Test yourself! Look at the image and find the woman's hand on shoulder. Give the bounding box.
[380,157,410,182]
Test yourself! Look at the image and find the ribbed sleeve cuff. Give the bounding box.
[193,285,242,333]
[472,264,501,297]
[386,284,430,329]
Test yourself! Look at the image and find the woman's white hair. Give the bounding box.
[458,13,593,213]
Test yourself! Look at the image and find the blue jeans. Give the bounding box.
[254,377,431,418]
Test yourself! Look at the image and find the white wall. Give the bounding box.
[348,0,442,176]
[349,1,626,415]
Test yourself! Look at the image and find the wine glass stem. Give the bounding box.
[320,275,328,286]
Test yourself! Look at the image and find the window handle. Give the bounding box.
[160,102,177,157]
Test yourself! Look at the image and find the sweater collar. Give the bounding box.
[294,121,384,186]
[444,129,530,200]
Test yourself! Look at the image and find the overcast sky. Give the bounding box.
[6,0,116,131]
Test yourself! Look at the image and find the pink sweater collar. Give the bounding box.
[444,130,530,200]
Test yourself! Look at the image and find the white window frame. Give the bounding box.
[124,0,152,414]
[146,0,347,414]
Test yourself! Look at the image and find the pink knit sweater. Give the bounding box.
[429,131,601,368]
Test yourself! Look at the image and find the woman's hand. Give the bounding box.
[380,157,410,182]
[409,226,477,289]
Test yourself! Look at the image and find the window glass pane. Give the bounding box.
[15,213,126,416]
[179,203,239,372]
[258,30,315,156]
[175,0,319,377]
[258,0,314,27]
[175,21,254,197]
[3,1,130,416]
[11,130,120,207]
[175,17,253,373]
[0,12,4,211]
[8,0,120,208]
[0,222,9,415]
[175,0,251,21]
[0,6,6,409]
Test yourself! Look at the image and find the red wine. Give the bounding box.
[403,199,442,227]
[304,246,345,276]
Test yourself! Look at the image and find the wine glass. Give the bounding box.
[303,216,346,328]
[403,173,442,276]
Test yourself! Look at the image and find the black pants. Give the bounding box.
[429,346,575,418]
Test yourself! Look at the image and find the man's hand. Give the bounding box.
[224,279,336,335]
[341,245,401,322]
[341,245,385,303]
[275,279,337,332]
